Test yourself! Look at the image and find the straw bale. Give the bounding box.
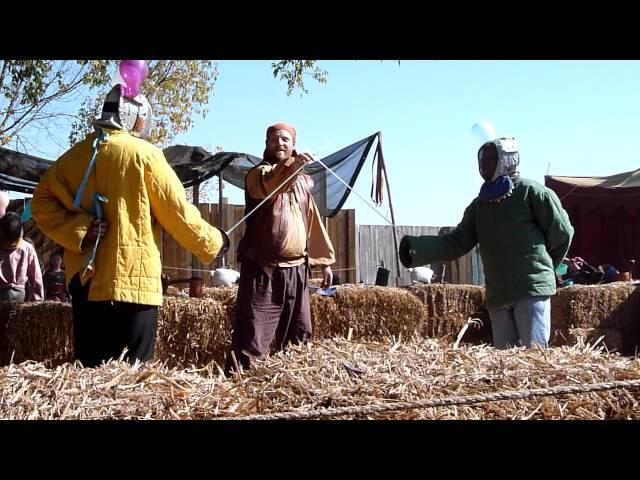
[156,297,232,369]
[4,301,73,366]
[550,283,640,354]
[405,284,492,343]
[310,286,426,340]
[551,283,640,331]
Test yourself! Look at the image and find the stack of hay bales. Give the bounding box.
[405,282,640,353]
[157,286,238,369]
[1,285,426,367]
[0,297,234,369]
[169,284,427,343]
[4,281,639,367]
[161,282,640,356]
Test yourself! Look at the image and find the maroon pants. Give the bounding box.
[226,259,311,373]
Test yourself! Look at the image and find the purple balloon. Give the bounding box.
[118,60,148,98]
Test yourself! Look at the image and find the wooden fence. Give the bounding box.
[161,203,357,286]
[357,225,484,286]
[10,197,483,288]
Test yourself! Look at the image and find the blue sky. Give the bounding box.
[14,60,640,227]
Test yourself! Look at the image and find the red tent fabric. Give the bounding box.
[545,169,640,276]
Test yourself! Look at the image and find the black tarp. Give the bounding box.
[0,147,55,194]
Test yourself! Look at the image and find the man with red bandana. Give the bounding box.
[225,122,335,374]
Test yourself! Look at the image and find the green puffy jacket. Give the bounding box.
[399,177,574,308]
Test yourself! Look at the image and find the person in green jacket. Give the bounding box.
[399,137,574,349]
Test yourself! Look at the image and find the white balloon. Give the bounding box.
[471,120,496,144]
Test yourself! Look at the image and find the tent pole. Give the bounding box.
[218,173,226,268]
[376,132,401,286]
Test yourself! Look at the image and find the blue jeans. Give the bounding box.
[488,296,550,349]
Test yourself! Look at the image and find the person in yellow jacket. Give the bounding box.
[31,86,229,367]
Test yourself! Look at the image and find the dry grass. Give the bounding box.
[201,286,238,307]
[553,327,624,354]
[1,337,638,420]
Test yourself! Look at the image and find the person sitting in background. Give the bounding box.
[0,212,44,302]
[44,252,69,302]
[22,236,36,300]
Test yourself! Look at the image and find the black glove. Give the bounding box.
[399,235,415,268]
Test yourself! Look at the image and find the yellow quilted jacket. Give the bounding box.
[31,129,225,306]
